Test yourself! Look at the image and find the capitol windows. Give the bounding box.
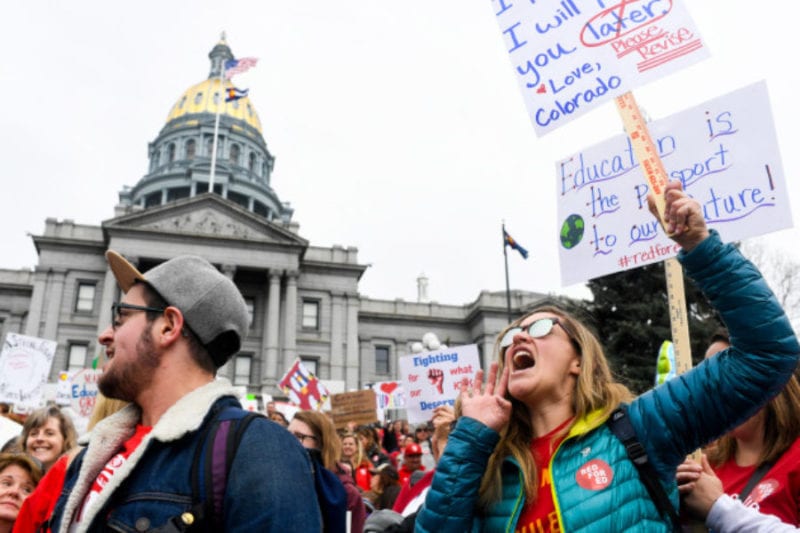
[229,143,240,165]
[179,95,187,109]
[166,186,190,202]
[185,139,196,160]
[144,191,162,208]
[167,143,176,162]
[233,354,252,386]
[74,282,96,312]
[66,343,88,372]
[301,357,319,377]
[375,345,391,374]
[227,190,249,209]
[194,92,203,105]
[253,200,269,218]
[204,136,213,157]
[302,300,320,330]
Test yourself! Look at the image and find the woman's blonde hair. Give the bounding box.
[293,410,341,470]
[340,432,368,469]
[88,394,129,432]
[477,305,633,510]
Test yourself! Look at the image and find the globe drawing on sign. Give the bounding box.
[560,214,585,249]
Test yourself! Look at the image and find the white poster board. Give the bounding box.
[493,0,708,136]
[0,333,57,411]
[68,368,101,420]
[398,344,480,424]
[556,81,791,285]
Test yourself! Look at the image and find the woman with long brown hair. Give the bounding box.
[416,183,800,532]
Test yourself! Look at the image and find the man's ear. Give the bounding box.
[158,307,185,347]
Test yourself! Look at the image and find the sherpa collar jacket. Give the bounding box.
[48,379,321,532]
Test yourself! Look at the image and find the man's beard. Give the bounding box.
[99,325,161,402]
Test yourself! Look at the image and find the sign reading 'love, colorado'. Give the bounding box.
[493,0,708,136]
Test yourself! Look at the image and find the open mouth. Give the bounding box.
[512,350,535,371]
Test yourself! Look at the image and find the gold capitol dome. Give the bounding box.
[164,36,263,134]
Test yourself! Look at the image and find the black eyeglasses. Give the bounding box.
[292,431,319,445]
[499,317,569,348]
[111,302,166,328]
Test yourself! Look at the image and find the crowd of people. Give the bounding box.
[0,182,799,531]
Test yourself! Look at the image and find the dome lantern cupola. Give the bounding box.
[208,32,234,79]
[117,37,293,224]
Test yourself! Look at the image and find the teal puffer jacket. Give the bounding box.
[416,231,800,532]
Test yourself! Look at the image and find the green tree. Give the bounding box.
[579,261,721,395]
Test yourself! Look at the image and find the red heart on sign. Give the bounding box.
[380,382,398,394]
[536,84,546,94]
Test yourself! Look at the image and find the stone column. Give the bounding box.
[43,269,66,342]
[282,271,298,373]
[96,264,121,339]
[345,293,360,389]
[24,269,48,337]
[261,270,281,389]
[215,264,238,380]
[330,293,345,381]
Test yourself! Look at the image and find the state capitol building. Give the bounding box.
[0,38,546,398]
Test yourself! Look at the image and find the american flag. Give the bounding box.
[224,57,258,79]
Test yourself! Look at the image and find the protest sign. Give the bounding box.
[493,0,708,136]
[69,368,101,419]
[398,344,480,424]
[0,333,56,410]
[330,389,378,430]
[0,416,21,450]
[557,81,791,285]
[278,358,330,411]
[374,380,407,411]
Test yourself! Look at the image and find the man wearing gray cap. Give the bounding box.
[46,251,321,532]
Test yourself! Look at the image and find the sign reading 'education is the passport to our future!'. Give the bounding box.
[493,0,708,136]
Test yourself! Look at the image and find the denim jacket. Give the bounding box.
[48,380,321,532]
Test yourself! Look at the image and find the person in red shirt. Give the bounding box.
[397,442,425,487]
[678,328,800,527]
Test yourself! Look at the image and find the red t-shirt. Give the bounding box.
[515,419,572,533]
[715,437,800,525]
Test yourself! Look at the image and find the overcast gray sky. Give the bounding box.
[2,1,798,307]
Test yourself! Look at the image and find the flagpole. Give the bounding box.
[503,222,512,322]
[208,66,226,193]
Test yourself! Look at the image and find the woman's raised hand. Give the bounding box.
[459,362,512,433]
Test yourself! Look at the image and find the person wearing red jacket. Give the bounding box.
[397,442,425,487]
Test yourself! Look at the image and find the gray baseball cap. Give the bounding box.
[105,250,249,367]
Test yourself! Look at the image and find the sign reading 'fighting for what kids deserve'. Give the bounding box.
[494,0,708,136]
[399,344,480,424]
[556,81,792,285]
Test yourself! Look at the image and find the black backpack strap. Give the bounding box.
[608,407,680,532]
[739,460,773,501]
